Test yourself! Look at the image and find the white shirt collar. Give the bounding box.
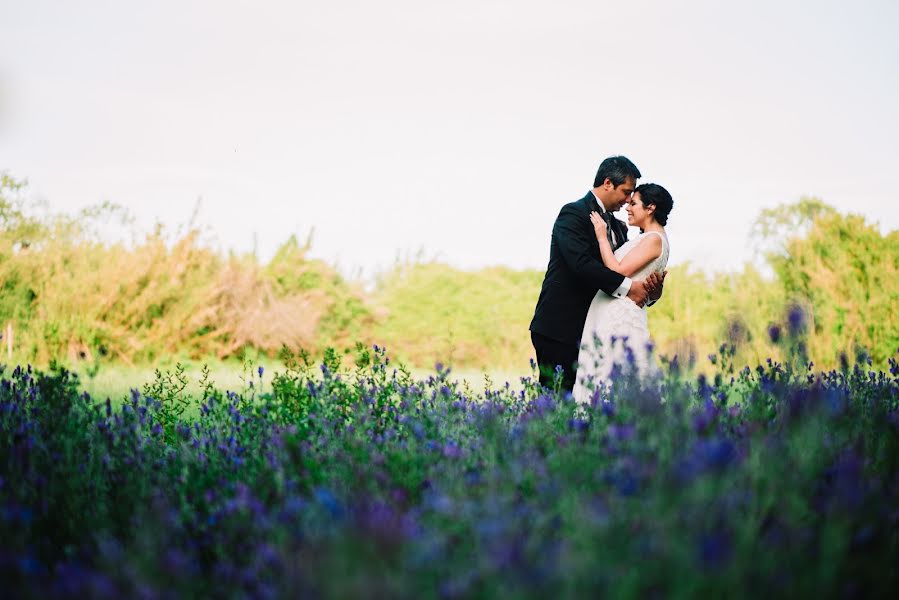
[590,190,608,213]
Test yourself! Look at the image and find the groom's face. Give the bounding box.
[607,177,636,211]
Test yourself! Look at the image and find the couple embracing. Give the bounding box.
[529,156,673,403]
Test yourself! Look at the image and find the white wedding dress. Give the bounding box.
[573,230,669,404]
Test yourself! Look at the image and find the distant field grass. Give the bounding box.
[74,359,532,405]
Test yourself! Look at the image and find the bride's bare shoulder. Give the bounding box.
[636,232,664,251]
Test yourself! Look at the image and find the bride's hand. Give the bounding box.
[645,270,667,303]
[589,211,607,238]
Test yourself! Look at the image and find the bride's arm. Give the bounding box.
[589,212,662,277]
[589,212,622,272]
[614,235,663,276]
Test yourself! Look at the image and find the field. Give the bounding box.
[3,172,897,377]
[74,360,528,410]
[3,176,899,595]
[2,339,897,597]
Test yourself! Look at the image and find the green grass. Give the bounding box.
[74,359,531,405]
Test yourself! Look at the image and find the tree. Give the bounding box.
[768,203,898,366]
[750,196,837,261]
[0,173,43,250]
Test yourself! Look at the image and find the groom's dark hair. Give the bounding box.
[594,156,641,188]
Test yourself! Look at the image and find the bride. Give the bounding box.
[573,183,672,404]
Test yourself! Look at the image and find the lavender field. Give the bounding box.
[2,341,898,598]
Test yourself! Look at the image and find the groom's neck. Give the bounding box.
[591,188,614,212]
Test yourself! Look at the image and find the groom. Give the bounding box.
[529,155,665,391]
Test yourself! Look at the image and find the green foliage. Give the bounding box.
[0,172,44,248]
[647,262,789,371]
[1,173,895,373]
[264,234,374,345]
[142,362,191,440]
[372,262,543,369]
[0,178,370,366]
[751,195,837,259]
[770,211,899,365]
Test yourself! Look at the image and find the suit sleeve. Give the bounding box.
[553,205,627,296]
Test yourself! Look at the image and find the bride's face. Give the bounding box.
[625,193,654,228]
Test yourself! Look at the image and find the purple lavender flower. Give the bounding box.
[442,441,462,459]
[787,303,807,336]
[668,354,681,376]
[313,487,344,518]
[697,437,737,470]
[768,323,782,344]
[699,531,732,567]
[692,400,719,434]
[608,423,635,442]
[568,418,590,434]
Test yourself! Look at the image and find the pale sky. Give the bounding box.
[1,0,897,279]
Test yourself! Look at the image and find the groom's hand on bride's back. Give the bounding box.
[626,280,649,307]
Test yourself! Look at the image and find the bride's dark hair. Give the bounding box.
[635,183,673,226]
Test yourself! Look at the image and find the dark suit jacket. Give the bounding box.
[529,191,629,346]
